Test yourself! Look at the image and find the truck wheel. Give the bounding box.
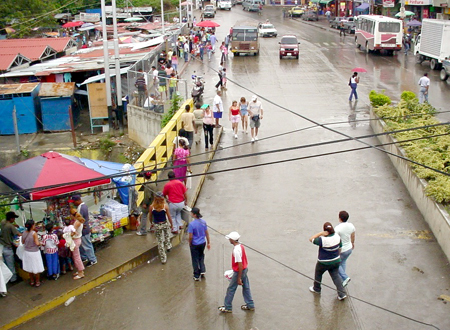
[440,69,449,81]
[430,59,441,70]
[415,53,424,64]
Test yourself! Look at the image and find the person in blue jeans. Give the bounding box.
[218,231,255,313]
[0,211,21,283]
[335,211,356,287]
[188,208,210,281]
[349,72,359,101]
[70,195,97,267]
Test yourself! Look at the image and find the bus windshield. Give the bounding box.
[232,29,257,41]
[378,22,400,33]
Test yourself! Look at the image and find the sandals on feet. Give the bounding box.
[241,304,255,311]
[218,306,232,313]
[35,282,41,287]
[73,275,85,280]
[30,282,35,287]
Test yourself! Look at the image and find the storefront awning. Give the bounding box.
[356,3,370,11]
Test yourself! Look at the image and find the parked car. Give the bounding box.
[440,59,450,81]
[343,17,356,34]
[258,22,277,37]
[242,0,262,11]
[302,11,318,21]
[330,17,346,29]
[203,5,215,18]
[288,6,304,17]
[279,35,300,59]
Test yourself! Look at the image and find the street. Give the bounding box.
[16,7,450,330]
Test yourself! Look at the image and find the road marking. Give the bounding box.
[323,42,329,46]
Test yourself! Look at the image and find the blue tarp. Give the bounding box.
[356,3,370,11]
[81,159,135,205]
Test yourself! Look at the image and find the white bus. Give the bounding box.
[355,15,403,54]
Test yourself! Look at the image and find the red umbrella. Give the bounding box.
[351,67,367,73]
[62,21,84,28]
[196,20,220,28]
[0,151,111,200]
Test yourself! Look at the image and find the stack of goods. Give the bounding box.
[89,215,112,243]
[101,200,129,229]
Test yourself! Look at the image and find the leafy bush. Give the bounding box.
[373,96,450,203]
[369,90,391,108]
[99,138,116,153]
[161,93,183,128]
[401,91,417,102]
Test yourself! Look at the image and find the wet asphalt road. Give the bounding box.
[16,7,450,330]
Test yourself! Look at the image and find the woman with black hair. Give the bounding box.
[21,220,44,287]
[309,222,346,300]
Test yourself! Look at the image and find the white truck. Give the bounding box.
[217,0,232,10]
[414,19,450,70]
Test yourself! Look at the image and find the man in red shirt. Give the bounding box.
[218,231,255,313]
[162,171,187,233]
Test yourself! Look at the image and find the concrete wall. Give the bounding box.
[127,104,163,148]
[370,109,450,262]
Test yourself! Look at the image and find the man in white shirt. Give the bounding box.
[418,72,430,104]
[248,95,263,142]
[213,90,223,128]
[334,211,355,287]
[184,42,190,62]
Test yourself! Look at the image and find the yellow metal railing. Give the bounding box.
[134,99,194,206]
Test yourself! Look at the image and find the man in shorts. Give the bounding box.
[248,95,263,142]
[213,90,223,128]
[158,66,168,99]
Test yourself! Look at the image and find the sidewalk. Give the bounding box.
[0,117,223,330]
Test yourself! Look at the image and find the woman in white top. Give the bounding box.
[349,72,360,102]
[70,209,85,279]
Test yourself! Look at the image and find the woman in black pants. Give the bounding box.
[202,105,214,150]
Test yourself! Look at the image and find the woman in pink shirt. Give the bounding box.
[173,139,191,184]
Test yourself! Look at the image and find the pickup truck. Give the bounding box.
[440,60,450,81]
[203,5,215,18]
[343,17,356,34]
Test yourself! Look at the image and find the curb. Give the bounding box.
[2,115,223,330]
[2,247,159,330]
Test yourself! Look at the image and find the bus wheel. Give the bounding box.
[430,59,441,70]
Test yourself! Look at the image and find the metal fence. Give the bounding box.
[127,27,190,114]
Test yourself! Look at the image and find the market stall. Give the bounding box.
[0,152,137,243]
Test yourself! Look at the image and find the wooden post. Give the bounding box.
[68,105,77,148]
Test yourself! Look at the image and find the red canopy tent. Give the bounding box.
[0,151,111,201]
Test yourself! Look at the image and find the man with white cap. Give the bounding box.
[218,231,255,313]
[248,95,263,142]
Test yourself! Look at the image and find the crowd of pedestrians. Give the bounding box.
[0,197,99,292]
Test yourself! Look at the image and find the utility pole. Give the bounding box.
[101,0,113,131]
[12,106,20,153]
[161,0,165,34]
[112,0,124,134]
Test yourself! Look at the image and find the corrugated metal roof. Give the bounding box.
[0,37,74,53]
[0,45,55,61]
[39,82,75,97]
[0,54,19,71]
[0,83,39,95]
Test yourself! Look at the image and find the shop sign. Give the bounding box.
[423,8,429,17]
[406,0,432,5]
[340,1,346,11]
[383,0,395,7]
